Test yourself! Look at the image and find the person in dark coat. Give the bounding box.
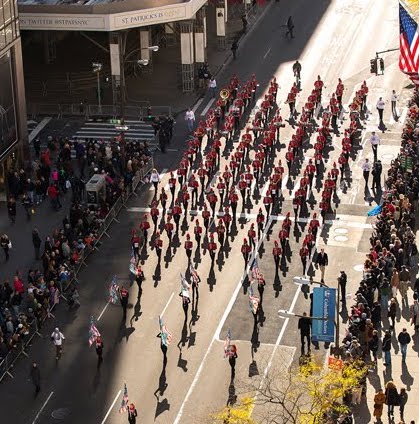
[32,228,42,260]
[384,380,399,419]
[298,312,311,354]
[95,337,104,368]
[30,362,41,396]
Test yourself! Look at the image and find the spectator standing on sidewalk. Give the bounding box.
[372,160,382,191]
[388,298,397,330]
[32,228,42,260]
[397,328,411,362]
[298,312,311,354]
[29,362,41,396]
[7,197,16,224]
[373,389,386,422]
[399,387,408,422]
[0,233,10,262]
[382,329,392,366]
[384,381,399,420]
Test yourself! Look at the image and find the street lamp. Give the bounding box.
[148,45,159,52]
[92,62,103,113]
[137,59,149,66]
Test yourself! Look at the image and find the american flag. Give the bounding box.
[159,316,173,347]
[109,276,119,304]
[248,285,259,314]
[251,257,263,282]
[189,264,200,285]
[399,1,419,85]
[180,272,190,291]
[223,329,232,358]
[88,317,101,347]
[119,383,129,414]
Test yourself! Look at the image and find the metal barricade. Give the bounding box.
[0,355,14,382]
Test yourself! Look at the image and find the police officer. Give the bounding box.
[372,159,382,191]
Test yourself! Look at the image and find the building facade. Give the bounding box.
[0,0,27,200]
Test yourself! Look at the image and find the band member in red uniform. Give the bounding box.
[168,172,177,204]
[202,203,211,232]
[172,200,182,234]
[279,225,289,252]
[248,223,257,250]
[241,238,251,267]
[164,214,174,244]
[184,233,193,262]
[272,240,282,274]
[217,177,226,210]
[154,231,163,263]
[194,219,203,247]
[336,78,344,106]
[139,214,150,245]
[207,189,218,218]
[216,219,226,247]
[299,242,309,275]
[208,232,217,264]
[228,187,239,220]
[150,201,160,233]
[309,212,320,240]
[263,190,273,216]
[131,230,141,260]
[223,166,233,194]
[189,174,199,208]
[197,163,207,194]
[223,207,232,237]
[159,187,168,211]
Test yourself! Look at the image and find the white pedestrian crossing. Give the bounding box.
[72,119,155,142]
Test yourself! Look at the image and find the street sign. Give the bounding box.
[312,287,336,343]
[109,119,122,125]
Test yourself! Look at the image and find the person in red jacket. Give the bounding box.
[256,208,265,238]
[229,187,239,219]
[150,200,159,233]
[216,219,226,247]
[241,238,251,267]
[164,215,174,244]
[208,232,217,264]
[223,207,232,236]
[184,233,193,262]
[272,240,282,275]
[194,219,203,247]
[172,201,182,234]
[168,172,177,205]
[202,203,211,232]
[139,215,150,245]
[154,231,163,263]
[300,242,309,275]
[131,230,141,260]
[248,223,256,250]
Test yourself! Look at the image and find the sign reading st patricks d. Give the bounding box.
[312,287,336,343]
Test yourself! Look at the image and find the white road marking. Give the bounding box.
[126,207,372,228]
[29,117,52,143]
[281,174,289,191]
[260,181,270,198]
[31,391,54,424]
[173,216,273,424]
[263,47,271,59]
[100,389,122,424]
[160,292,174,318]
[97,301,110,322]
[192,97,204,113]
[200,98,215,116]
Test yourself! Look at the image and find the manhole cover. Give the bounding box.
[334,228,348,234]
[334,235,348,242]
[381,153,395,160]
[51,408,71,420]
[354,264,364,272]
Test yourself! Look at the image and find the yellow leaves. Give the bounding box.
[211,397,257,424]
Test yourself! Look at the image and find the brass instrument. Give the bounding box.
[220,89,230,100]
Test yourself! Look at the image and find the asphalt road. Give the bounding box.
[0,0,410,423]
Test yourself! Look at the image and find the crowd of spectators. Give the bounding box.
[332,91,419,423]
[1,135,153,368]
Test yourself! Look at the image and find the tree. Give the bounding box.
[211,397,257,424]
[236,355,368,424]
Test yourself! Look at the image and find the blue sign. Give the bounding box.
[312,287,336,343]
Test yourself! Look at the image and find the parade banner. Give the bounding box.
[109,276,119,304]
[88,317,101,347]
[158,316,173,347]
[312,287,336,343]
[223,329,232,359]
[119,383,129,414]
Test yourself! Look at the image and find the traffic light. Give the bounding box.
[370,58,378,75]
[379,58,385,74]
